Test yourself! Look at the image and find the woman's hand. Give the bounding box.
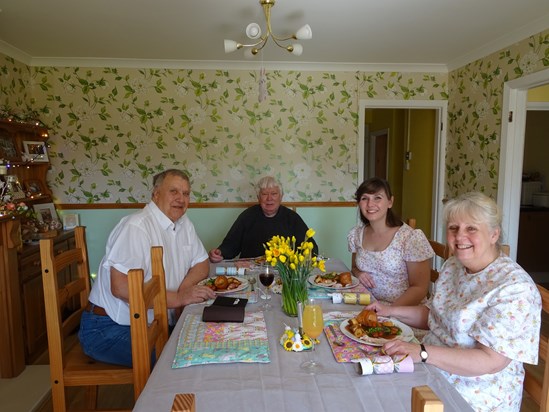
[357,271,376,289]
[364,301,392,317]
[382,340,422,363]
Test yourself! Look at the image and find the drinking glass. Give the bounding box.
[300,297,324,374]
[259,264,274,310]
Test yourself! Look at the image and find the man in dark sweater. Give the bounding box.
[208,176,318,262]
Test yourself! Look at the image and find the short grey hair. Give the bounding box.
[256,176,283,197]
[152,169,190,192]
[443,192,502,247]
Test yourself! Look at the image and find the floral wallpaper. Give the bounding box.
[446,29,549,198]
[1,27,548,204]
[0,56,448,204]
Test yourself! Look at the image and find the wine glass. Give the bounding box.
[259,264,275,310]
[300,297,324,374]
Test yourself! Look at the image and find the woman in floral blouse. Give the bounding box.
[366,192,541,412]
[347,177,433,306]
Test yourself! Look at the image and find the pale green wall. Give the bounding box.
[62,206,356,276]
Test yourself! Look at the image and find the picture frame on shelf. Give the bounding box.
[0,133,21,162]
[62,213,79,230]
[33,202,58,222]
[23,179,44,196]
[22,140,48,162]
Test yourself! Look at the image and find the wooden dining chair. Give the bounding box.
[428,239,451,283]
[40,226,134,412]
[128,246,169,400]
[523,284,549,412]
[411,385,444,412]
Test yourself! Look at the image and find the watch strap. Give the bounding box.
[420,343,428,363]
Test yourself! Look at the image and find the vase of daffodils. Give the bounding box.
[264,228,325,317]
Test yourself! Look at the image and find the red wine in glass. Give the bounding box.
[259,272,275,287]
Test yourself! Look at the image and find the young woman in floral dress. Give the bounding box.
[347,177,433,306]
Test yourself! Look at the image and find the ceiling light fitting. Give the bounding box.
[224,0,312,58]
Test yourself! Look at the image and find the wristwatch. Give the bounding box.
[420,344,429,363]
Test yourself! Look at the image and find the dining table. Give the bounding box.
[133,258,473,412]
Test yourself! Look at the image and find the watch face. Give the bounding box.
[421,351,428,360]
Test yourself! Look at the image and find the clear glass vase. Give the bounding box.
[281,274,309,317]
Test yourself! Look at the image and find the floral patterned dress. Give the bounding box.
[423,255,541,412]
[347,223,434,303]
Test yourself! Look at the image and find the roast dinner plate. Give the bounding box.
[199,277,249,294]
[308,273,359,290]
[339,317,414,346]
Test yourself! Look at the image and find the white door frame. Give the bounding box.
[358,99,448,242]
[498,67,549,260]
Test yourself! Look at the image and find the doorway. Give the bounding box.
[498,67,549,261]
[358,100,448,241]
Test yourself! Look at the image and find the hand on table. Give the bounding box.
[208,248,224,263]
[180,284,216,306]
[358,272,376,289]
[381,339,421,363]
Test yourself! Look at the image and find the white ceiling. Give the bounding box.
[1,0,549,72]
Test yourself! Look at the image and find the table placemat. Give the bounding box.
[322,311,381,362]
[172,311,270,368]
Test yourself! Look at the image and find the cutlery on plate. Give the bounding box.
[328,324,345,346]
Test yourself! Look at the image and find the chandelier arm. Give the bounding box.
[262,0,295,50]
[238,36,269,49]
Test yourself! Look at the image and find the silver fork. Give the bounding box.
[328,324,344,346]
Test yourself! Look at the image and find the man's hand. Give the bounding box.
[178,284,216,306]
[208,248,224,263]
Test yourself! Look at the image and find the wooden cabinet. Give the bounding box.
[0,120,76,376]
[0,218,25,378]
[19,230,76,363]
[0,119,51,215]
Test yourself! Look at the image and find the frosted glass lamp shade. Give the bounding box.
[295,24,312,40]
[290,43,303,56]
[246,23,262,39]
[224,39,239,53]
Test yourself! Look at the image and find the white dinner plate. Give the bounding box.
[199,277,249,294]
[339,317,415,346]
[308,273,359,290]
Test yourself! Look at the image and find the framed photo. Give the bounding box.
[34,202,58,222]
[62,213,80,230]
[0,133,21,162]
[24,179,44,196]
[22,140,49,162]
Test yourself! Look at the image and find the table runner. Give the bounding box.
[172,311,270,368]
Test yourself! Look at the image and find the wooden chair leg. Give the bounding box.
[86,385,98,410]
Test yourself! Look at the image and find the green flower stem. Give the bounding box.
[278,264,310,317]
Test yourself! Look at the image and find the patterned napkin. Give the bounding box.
[323,311,382,362]
[172,312,270,368]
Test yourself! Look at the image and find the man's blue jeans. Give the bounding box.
[78,307,133,367]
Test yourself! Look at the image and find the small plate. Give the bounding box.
[339,317,414,346]
[308,274,359,290]
[199,277,249,294]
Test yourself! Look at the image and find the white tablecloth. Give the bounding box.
[133,259,473,412]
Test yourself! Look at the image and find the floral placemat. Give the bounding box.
[172,312,270,368]
[323,311,382,362]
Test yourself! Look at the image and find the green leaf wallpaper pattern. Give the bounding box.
[1,28,548,204]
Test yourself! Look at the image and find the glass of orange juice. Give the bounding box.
[300,297,324,374]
